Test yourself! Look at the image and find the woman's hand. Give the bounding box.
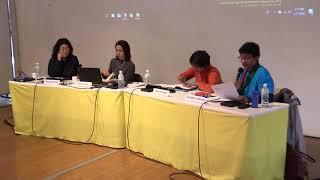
[57,51,66,61]
[177,75,196,88]
[101,69,110,78]
[238,95,249,104]
[177,75,186,83]
[183,82,194,88]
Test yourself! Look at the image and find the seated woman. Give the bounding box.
[48,38,80,78]
[235,42,274,104]
[177,50,222,93]
[102,40,135,84]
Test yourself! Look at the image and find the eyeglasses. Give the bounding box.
[237,56,253,62]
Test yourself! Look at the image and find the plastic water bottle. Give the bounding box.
[261,83,269,108]
[251,90,259,108]
[144,69,151,85]
[34,62,40,80]
[118,71,125,89]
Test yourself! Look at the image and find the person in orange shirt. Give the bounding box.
[177,50,222,93]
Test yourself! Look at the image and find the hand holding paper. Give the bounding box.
[106,72,115,81]
[212,82,239,100]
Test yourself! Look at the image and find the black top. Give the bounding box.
[108,58,135,83]
[48,55,80,78]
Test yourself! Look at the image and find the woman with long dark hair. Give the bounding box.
[48,38,80,78]
[102,40,135,83]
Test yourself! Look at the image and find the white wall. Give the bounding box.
[15,0,52,77]
[14,0,320,137]
[0,0,12,94]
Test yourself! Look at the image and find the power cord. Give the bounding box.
[126,87,140,150]
[169,100,212,180]
[169,171,203,180]
[125,87,208,179]
[85,87,101,143]
[31,82,39,136]
[55,138,85,145]
[170,100,212,180]
[3,116,14,132]
[50,87,101,145]
[31,82,101,144]
[53,87,101,146]
[197,100,212,180]
[127,148,205,180]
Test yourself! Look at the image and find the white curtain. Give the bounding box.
[0,0,12,94]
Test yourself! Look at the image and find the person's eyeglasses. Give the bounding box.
[237,56,253,62]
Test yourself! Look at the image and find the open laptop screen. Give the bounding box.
[78,68,102,85]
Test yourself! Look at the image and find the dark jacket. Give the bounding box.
[107,58,135,83]
[48,55,80,78]
[274,88,306,153]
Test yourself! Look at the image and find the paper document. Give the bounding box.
[127,82,145,88]
[106,72,115,81]
[175,84,197,90]
[212,82,239,100]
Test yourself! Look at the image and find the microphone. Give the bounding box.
[236,67,244,81]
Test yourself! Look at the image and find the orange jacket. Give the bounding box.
[179,65,222,93]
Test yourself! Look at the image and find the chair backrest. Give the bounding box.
[274,88,295,104]
[134,73,143,82]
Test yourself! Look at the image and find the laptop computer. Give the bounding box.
[78,68,118,88]
[78,68,103,85]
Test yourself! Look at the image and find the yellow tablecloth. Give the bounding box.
[124,91,288,180]
[10,82,126,148]
[10,81,288,179]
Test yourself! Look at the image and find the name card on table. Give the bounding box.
[74,81,92,89]
[153,88,170,97]
[185,94,220,103]
[44,79,60,85]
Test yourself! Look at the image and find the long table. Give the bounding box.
[10,81,288,180]
[10,81,126,148]
[123,89,288,180]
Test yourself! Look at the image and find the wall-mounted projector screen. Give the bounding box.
[15,0,320,137]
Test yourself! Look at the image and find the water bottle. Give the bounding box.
[261,83,269,108]
[118,70,125,89]
[34,62,40,81]
[251,90,259,108]
[144,69,151,85]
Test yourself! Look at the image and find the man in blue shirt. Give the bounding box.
[235,42,274,104]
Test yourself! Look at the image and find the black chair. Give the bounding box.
[133,73,143,82]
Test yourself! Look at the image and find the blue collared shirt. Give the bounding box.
[238,65,274,99]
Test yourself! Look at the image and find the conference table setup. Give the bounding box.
[9,80,289,180]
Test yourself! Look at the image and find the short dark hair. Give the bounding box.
[51,38,73,59]
[189,50,211,68]
[115,40,131,61]
[239,42,260,58]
